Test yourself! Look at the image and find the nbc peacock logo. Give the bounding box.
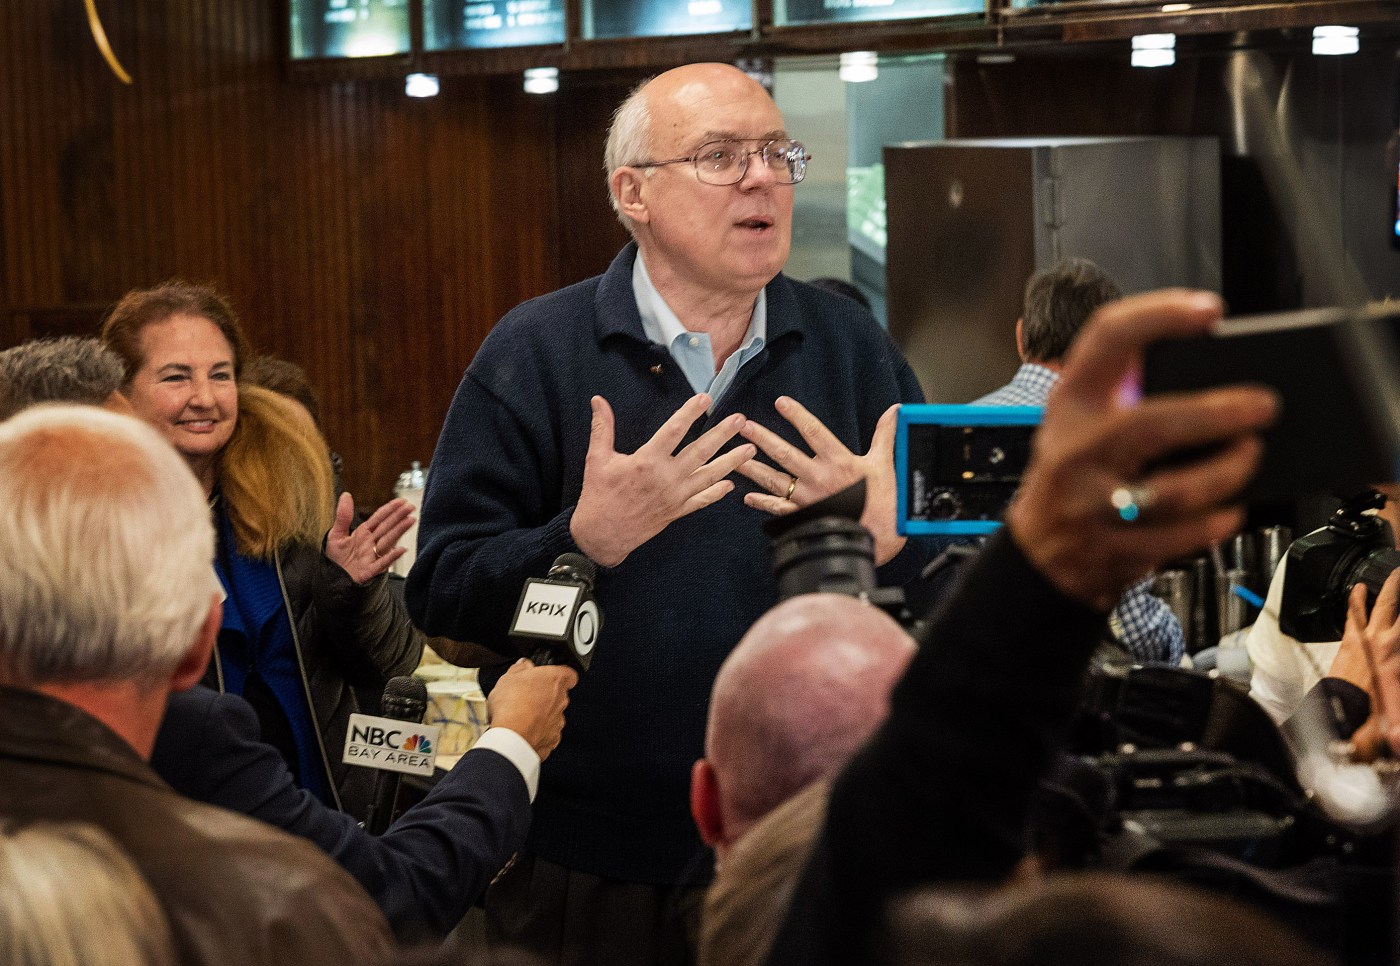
[402,733,433,755]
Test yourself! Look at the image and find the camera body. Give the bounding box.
[895,404,1042,536]
[1279,490,1400,643]
[1063,662,1377,872]
[763,479,917,630]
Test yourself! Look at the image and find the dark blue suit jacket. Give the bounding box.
[152,686,530,942]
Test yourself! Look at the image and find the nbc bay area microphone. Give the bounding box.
[348,675,434,836]
[508,552,602,674]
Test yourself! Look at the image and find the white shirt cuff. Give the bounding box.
[471,727,540,802]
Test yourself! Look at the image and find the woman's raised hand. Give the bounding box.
[324,491,415,585]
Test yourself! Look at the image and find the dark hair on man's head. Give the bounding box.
[243,355,322,428]
[0,337,126,421]
[1020,260,1121,364]
[100,281,252,386]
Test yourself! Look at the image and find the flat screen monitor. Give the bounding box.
[290,0,411,58]
[425,0,566,49]
[774,0,981,27]
[581,0,751,40]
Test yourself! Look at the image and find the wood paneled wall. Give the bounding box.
[0,0,636,503]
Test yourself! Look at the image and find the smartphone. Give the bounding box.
[1141,306,1400,501]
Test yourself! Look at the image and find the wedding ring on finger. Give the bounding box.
[372,542,382,558]
[1110,484,1157,523]
[785,475,798,501]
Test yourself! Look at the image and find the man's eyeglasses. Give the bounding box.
[632,138,811,186]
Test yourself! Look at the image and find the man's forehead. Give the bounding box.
[648,73,785,141]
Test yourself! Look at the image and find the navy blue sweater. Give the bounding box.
[407,244,926,884]
[153,686,530,942]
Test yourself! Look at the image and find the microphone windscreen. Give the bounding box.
[552,552,598,585]
[381,675,428,721]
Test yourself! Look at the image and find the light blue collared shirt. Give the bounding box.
[633,253,767,406]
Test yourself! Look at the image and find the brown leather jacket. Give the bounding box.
[0,686,396,966]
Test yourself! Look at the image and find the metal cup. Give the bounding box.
[1259,525,1292,584]
[1153,569,1194,652]
[1227,532,1258,594]
[1216,567,1250,643]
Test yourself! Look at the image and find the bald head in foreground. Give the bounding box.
[693,594,915,856]
[692,594,916,966]
[0,406,393,966]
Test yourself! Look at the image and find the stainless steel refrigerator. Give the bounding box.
[884,136,1220,401]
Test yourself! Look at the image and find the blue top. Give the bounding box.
[407,243,927,885]
[214,506,330,803]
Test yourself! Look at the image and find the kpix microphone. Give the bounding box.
[509,552,601,673]
[360,675,429,835]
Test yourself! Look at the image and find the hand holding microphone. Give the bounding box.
[495,552,601,761]
[488,660,578,760]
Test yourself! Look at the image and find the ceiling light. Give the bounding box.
[405,73,439,98]
[523,67,559,94]
[1131,33,1176,67]
[1313,25,1359,56]
[839,51,878,83]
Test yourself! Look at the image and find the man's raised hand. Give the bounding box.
[570,394,756,567]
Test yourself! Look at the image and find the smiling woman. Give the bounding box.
[120,311,241,493]
[100,282,422,813]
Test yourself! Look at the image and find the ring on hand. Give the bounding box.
[785,475,798,501]
[1110,484,1157,523]
[372,542,381,558]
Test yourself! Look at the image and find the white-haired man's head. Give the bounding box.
[692,593,916,857]
[0,405,219,691]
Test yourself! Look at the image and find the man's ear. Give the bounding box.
[610,167,650,226]
[690,758,727,849]
[1015,317,1028,362]
[169,594,220,693]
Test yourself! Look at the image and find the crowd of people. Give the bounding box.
[0,59,1389,966]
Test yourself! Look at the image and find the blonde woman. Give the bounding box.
[102,283,422,812]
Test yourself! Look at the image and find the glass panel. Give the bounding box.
[289,0,411,59]
[774,0,979,28]
[425,0,566,50]
[773,54,944,326]
[580,0,751,40]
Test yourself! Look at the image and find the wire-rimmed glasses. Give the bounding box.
[632,138,811,186]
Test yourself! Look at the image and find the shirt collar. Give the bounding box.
[633,250,767,359]
[1013,362,1061,392]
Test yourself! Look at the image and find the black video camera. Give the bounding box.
[763,479,915,628]
[1279,489,1400,643]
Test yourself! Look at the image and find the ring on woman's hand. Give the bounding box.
[372,542,381,558]
[1110,484,1157,523]
[785,475,798,501]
